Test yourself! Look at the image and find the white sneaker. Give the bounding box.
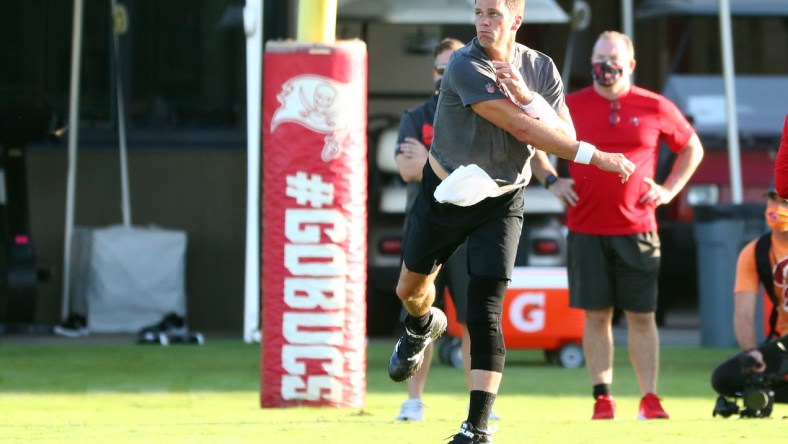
[395,398,425,421]
[53,314,89,338]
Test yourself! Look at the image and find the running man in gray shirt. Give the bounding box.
[386,1,635,442]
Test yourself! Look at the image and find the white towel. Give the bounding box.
[433,164,509,207]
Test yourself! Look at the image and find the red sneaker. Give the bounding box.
[592,395,615,420]
[638,393,669,420]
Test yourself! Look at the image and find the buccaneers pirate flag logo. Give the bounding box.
[270,74,364,162]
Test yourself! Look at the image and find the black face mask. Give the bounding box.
[591,60,623,86]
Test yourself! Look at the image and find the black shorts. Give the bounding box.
[438,241,470,323]
[402,163,524,281]
[400,241,470,324]
[567,231,661,312]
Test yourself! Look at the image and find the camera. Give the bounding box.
[713,342,788,418]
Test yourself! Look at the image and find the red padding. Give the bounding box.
[261,41,368,408]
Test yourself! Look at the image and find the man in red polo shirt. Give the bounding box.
[565,30,705,420]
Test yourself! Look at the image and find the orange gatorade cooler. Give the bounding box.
[442,266,585,368]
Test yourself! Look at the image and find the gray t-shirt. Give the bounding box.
[431,38,566,186]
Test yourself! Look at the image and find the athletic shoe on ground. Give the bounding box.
[151,313,188,337]
[53,314,89,338]
[137,313,188,345]
[395,398,425,421]
[638,393,669,420]
[592,394,615,420]
[388,307,447,382]
[448,421,495,444]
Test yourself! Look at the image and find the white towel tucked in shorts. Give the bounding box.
[433,164,512,207]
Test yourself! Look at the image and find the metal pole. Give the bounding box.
[62,0,84,319]
[560,0,578,89]
[621,0,634,83]
[561,0,591,91]
[243,0,263,343]
[297,0,336,43]
[110,0,132,226]
[621,0,633,40]
[719,0,743,203]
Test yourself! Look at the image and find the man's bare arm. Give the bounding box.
[640,133,704,206]
[471,98,635,182]
[734,290,766,372]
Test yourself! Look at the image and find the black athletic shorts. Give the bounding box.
[399,183,470,323]
[402,163,524,280]
[567,231,661,312]
[399,241,470,324]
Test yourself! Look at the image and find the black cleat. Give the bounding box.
[448,421,495,443]
[388,307,447,382]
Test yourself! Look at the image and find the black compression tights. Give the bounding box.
[465,275,508,372]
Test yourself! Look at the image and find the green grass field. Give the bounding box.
[0,337,783,443]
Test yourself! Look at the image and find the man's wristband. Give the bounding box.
[544,173,558,189]
[574,141,595,164]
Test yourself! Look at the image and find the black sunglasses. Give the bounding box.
[434,64,447,75]
[609,100,621,126]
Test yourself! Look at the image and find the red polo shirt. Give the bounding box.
[566,86,694,235]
